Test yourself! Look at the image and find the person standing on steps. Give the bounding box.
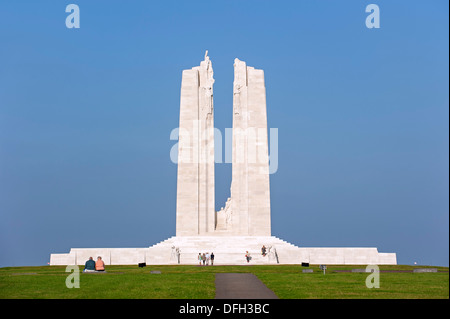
[245,251,251,263]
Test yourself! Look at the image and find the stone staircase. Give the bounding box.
[146,235,301,265]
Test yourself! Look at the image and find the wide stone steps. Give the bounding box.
[146,235,299,265]
[49,235,397,266]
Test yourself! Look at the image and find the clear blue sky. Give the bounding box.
[0,0,448,267]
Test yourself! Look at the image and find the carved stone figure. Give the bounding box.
[203,51,214,115]
[170,245,177,262]
[233,83,241,115]
[268,245,279,263]
[176,247,181,264]
[215,197,232,231]
[224,197,232,227]
[204,85,213,114]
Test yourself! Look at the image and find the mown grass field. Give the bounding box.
[0,264,448,299]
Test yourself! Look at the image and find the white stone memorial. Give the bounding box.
[50,53,397,266]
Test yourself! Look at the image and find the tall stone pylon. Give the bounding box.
[176,51,215,236]
[229,58,271,236]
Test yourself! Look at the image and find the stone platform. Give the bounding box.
[50,236,397,266]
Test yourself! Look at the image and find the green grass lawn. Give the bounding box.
[0,264,448,299]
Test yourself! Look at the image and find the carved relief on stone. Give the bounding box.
[202,50,214,115]
[268,245,279,263]
[223,197,232,227]
[233,83,241,115]
[170,246,181,264]
[233,58,243,116]
[215,197,233,231]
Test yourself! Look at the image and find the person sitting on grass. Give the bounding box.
[83,257,96,272]
[95,256,105,272]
